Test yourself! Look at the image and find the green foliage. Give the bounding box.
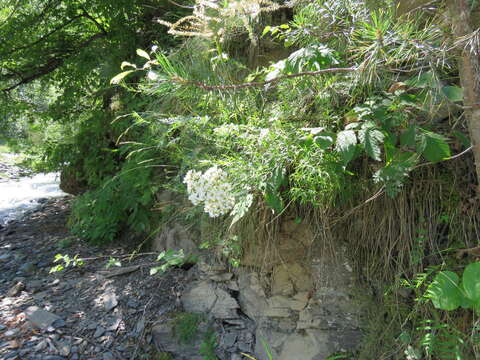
[150,249,196,275]
[427,271,464,311]
[49,254,85,273]
[426,262,480,313]
[199,329,218,360]
[416,320,466,360]
[173,312,203,344]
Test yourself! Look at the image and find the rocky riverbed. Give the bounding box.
[0,197,188,360]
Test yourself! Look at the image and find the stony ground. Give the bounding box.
[0,197,189,360]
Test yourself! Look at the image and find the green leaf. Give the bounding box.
[270,166,287,190]
[314,132,335,149]
[136,48,151,60]
[265,187,283,214]
[110,70,135,85]
[421,131,451,162]
[453,130,471,148]
[427,271,463,311]
[336,130,357,166]
[442,85,463,102]
[400,125,416,148]
[262,25,271,37]
[229,194,253,229]
[287,45,338,72]
[462,262,480,302]
[359,126,384,161]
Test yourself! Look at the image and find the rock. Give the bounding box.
[26,280,44,293]
[0,253,11,262]
[181,280,239,319]
[25,306,62,330]
[34,340,48,352]
[57,341,71,357]
[271,263,313,295]
[277,332,326,360]
[103,352,115,360]
[152,322,204,360]
[4,328,20,338]
[182,281,217,313]
[19,262,36,274]
[212,287,239,319]
[237,273,268,321]
[152,223,199,256]
[52,319,66,328]
[94,326,106,338]
[134,318,145,336]
[103,292,118,312]
[7,282,25,297]
[106,317,122,332]
[209,272,233,282]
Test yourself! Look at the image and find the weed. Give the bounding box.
[173,312,203,344]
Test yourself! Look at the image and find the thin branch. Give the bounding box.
[166,0,195,9]
[171,67,357,91]
[80,8,108,35]
[332,146,473,225]
[413,145,473,170]
[9,14,85,55]
[2,33,106,92]
[0,0,22,28]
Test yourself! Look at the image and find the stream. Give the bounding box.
[0,171,66,226]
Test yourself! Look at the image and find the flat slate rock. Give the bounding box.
[24,306,61,330]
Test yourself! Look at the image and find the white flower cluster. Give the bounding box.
[183,166,236,218]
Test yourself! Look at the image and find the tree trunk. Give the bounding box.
[448,0,480,192]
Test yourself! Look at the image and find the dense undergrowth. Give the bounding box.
[3,0,480,358]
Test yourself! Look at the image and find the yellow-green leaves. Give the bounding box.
[110,70,135,85]
[136,48,151,61]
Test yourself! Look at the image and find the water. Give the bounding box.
[0,172,66,225]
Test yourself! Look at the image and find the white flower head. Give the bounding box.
[147,71,158,81]
[184,166,236,217]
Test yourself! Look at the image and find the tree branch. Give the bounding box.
[80,8,108,35]
[9,14,86,55]
[174,67,357,91]
[2,33,107,92]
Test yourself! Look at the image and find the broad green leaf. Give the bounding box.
[314,133,335,149]
[427,271,463,311]
[359,126,384,161]
[442,85,463,102]
[136,48,151,60]
[453,130,471,148]
[462,262,480,302]
[300,134,314,148]
[336,130,357,166]
[265,188,283,214]
[287,45,338,72]
[262,26,271,37]
[270,167,286,190]
[421,131,451,162]
[400,125,416,148]
[110,70,135,84]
